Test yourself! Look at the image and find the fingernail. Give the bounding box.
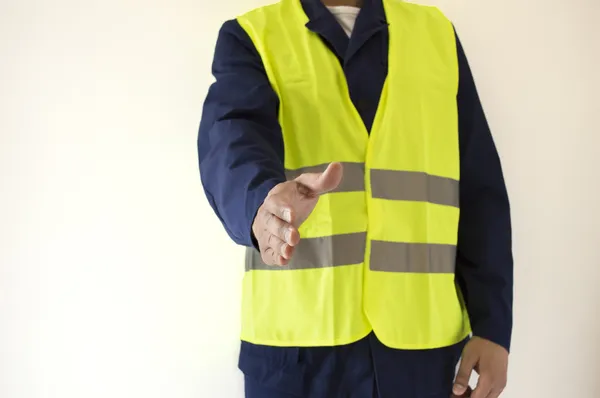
[285,229,291,243]
[281,243,289,258]
[453,384,466,395]
[282,209,291,223]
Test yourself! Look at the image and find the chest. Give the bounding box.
[312,22,389,132]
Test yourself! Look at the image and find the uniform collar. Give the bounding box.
[300,0,386,24]
[301,0,350,57]
[300,0,388,62]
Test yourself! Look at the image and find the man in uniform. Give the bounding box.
[198,1,513,397]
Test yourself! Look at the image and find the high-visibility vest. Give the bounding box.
[238,0,471,349]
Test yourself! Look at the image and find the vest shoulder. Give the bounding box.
[388,0,452,24]
[236,1,282,20]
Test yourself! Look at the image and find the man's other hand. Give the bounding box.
[252,162,343,266]
[452,336,509,398]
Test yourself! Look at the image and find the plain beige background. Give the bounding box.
[1,0,599,397]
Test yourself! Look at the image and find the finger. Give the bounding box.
[470,376,493,398]
[265,212,299,246]
[261,246,277,266]
[261,246,288,267]
[261,196,295,224]
[485,386,504,398]
[266,233,294,260]
[295,162,343,195]
[451,386,472,398]
[453,354,477,396]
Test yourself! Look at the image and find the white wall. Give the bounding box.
[1,0,598,397]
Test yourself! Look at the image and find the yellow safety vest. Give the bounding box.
[238,0,471,349]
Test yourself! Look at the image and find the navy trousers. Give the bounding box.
[241,332,467,398]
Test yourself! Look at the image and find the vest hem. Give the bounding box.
[370,329,472,350]
[240,327,373,347]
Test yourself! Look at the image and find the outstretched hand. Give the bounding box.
[252,162,343,266]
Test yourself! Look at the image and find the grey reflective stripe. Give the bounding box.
[285,162,365,192]
[370,170,459,208]
[369,241,456,273]
[245,232,366,271]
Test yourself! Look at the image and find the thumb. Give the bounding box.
[453,353,476,396]
[295,162,343,195]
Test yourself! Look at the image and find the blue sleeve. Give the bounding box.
[198,20,286,247]
[455,33,514,352]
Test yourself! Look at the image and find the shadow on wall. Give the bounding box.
[591,305,600,396]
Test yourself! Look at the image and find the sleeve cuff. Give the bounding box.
[246,178,283,250]
[471,321,512,353]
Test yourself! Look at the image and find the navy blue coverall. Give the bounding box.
[198,0,513,397]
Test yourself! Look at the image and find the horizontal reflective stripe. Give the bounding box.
[285,166,459,207]
[370,170,459,208]
[370,241,456,273]
[246,232,366,271]
[285,162,365,193]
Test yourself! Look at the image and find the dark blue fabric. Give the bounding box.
[198,0,513,394]
[241,332,467,398]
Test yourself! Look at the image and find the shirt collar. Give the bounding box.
[300,0,386,24]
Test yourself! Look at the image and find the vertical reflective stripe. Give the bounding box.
[285,162,365,192]
[246,232,367,271]
[370,170,459,208]
[369,241,456,273]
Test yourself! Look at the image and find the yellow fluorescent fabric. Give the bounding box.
[238,0,471,349]
[241,264,371,346]
[369,200,460,244]
[298,192,367,238]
